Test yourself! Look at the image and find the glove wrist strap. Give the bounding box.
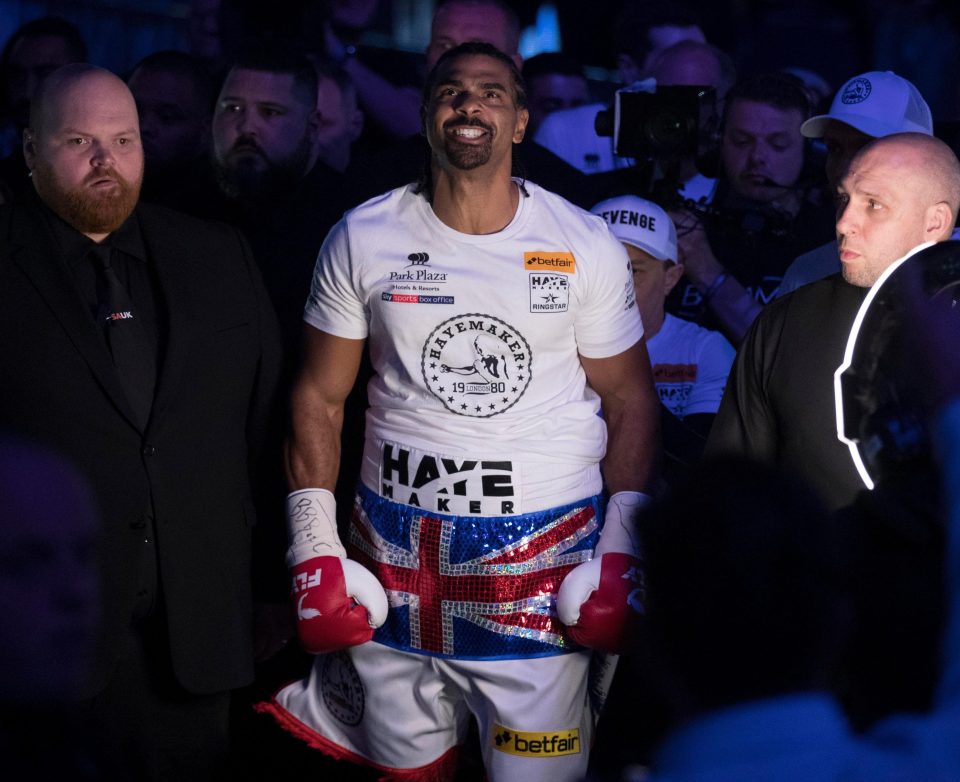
[286,488,346,564]
[595,491,652,558]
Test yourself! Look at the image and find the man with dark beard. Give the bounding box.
[211,42,346,359]
[0,64,287,779]
[209,42,358,546]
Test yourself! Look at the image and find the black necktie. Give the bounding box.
[90,245,156,428]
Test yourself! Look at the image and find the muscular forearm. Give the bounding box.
[285,383,344,492]
[601,383,661,496]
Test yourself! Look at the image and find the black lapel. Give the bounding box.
[136,205,198,428]
[7,198,143,430]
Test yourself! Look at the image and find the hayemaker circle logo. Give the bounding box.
[320,651,364,726]
[422,313,532,417]
[841,77,871,104]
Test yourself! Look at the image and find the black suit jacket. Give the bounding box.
[0,195,284,695]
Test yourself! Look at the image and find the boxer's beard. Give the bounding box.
[213,134,312,203]
[33,159,142,235]
[437,117,494,171]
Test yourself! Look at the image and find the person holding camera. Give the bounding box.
[668,72,835,345]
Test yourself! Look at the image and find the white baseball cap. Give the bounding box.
[801,71,933,139]
[592,195,677,263]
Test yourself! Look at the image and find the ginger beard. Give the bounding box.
[33,155,142,235]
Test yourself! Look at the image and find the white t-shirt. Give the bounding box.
[647,313,734,418]
[305,181,643,514]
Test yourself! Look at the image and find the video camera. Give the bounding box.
[595,84,719,162]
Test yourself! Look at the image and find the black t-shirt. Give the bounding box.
[705,273,869,511]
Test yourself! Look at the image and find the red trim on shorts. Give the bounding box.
[254,694,462,782]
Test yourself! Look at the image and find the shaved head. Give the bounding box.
[837,132,960,286]
[29,63,132,136]
[851,133,960,232]
[894,134,958,220]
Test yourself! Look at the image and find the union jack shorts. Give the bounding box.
[348,484,603,660]
[259,488,614,780]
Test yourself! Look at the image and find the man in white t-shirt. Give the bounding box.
[258,42,660,782]
[593,194,734,484]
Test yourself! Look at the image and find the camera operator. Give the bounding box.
[646,40,735,204]
[668,73,835,345]
[535,6,717,175]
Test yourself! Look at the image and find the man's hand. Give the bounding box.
[286,489,388,653]
[557,552,645,654]
[291,556,388,654]
[669,209,760,345]
[556,492,650,654]
[669,209,724,289]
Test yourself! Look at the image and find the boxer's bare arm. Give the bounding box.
[286,325,365,492]
[580,338,661,496]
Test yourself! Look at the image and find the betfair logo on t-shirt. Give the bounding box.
[524,251,576,273]
[492,724,581,757]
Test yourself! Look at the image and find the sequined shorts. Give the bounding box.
[347,484,603,660]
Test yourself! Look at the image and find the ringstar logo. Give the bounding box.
[492,724,581,757]
[421,313,532,417]
[529,272,569,312]
[841,77,871,104]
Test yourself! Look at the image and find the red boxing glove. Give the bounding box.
[557,552,646,654]
[291,556,388,654]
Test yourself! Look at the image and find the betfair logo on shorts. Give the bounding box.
[524,251,576,273]
[492,724,581,757]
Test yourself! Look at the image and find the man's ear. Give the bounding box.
[513,107,529,144]
[664,261,684,296]
[927,202,953,241]
[22,129,37,170]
